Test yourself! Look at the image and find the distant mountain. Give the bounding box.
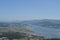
[1,19,60,28]
[19,19,60,29]
[1,19,60,30]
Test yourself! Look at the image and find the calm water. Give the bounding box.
[27,25,60,38]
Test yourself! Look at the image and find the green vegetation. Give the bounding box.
[0,32,60,40]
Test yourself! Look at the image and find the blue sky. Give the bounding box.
[0,0,60,21]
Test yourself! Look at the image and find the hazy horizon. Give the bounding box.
[0,0,60,21]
